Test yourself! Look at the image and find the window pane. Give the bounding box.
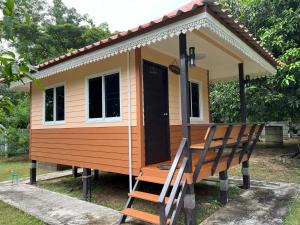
[56,86,65,121]
[45,88,54,122]
[105,73,120,117]
[191,82,200,117]
[89,77,102,118]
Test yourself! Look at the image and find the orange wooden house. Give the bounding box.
[11,1,280,224]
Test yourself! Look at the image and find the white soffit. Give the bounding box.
[11,12,276,89]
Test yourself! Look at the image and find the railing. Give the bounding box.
[158,138,189,225]
[158,123,265,225]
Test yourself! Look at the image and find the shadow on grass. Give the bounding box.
[38,172,242,224]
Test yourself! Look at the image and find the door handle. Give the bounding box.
[162,113,168,116]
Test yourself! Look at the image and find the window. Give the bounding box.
[189,81,201,118]
[88,72,120,120]
[45,85,65,123]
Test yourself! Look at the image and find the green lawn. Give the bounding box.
[284,198,300,225]
[0,155,50,182]
[38,173,242,224]
[0,200,45,225]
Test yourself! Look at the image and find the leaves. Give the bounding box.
[212,0,300,123]
[3,0,15,16]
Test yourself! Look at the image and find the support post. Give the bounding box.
[239,63,251,189]
[179,33,196,225]
[219,170,229,204]
[82,168,92,201]
[238,63,246,123]
[72,166,78,178]
[93,170,99,181]
[30,160,37,185]
[242,161,250,189]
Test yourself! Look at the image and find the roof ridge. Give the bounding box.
[36,0,281,70]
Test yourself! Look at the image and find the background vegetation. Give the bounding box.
[212,0,300,124]
[1,0,299,156]
[0,0,112,156]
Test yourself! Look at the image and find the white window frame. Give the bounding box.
[43,82,66,125]
[85,69,122,123]
[178,78,204,121]
[189,79,203,121]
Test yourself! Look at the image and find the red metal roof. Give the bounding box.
[36,0,282,71]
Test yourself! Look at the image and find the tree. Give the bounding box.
[3,0,111,65]
[0,0,37,110]
[211,0,300,123]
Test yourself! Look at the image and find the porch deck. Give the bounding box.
[140,150,248,185]
[120,123,264,225]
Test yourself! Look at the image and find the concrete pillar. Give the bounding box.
[219,170,229,204]
[242,160,250,189]
[30,160,37,185]
[72,166,78,178]
[82,168,92,201]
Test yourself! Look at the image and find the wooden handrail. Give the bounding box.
[165,157,188,218]
[193,125,216,181]
[158,138,187,204]
[169,179,188,225]
[159,138,188,225]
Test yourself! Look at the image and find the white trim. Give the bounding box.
[85,69,122,123]
[127,52,133,192]
[43,82,66,125]
[178,78,205,122]
[11,11,276,89]
[189,79,204,121]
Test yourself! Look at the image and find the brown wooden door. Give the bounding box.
[143,60,170,165]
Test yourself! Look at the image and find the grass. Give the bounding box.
[0,155,50,182]
[38,173,242,224]
[37,141,300,224]
[0,200,45,225]
[228,142,300,183]
[284,198,300,225]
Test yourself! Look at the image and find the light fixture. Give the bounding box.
[189,47,196,67]
[245,75,251,83]
[244,75,251,86]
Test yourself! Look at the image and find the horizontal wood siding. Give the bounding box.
[31,52,137,129]
[170,125,209,158]
[30,126,140,175]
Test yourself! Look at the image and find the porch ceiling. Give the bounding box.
[150,30,274,83]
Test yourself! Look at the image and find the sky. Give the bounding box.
[47,0,191,32]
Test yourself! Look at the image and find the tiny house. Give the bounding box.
[11,0,280,224]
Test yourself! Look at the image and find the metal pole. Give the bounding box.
[82,168,92,201]
[239,63,251,189]
[238,63,246,123]
[30,160,37,184]
[179,33,196,225]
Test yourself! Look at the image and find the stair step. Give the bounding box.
[136,175,169,185]
[121,208,169,225]
[129,191,176,204]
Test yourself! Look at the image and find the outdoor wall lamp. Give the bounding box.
[244,75,251,86]
[189,47,196,67]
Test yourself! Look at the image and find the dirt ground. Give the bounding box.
[229,140,300,183]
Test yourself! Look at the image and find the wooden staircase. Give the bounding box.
[120,173,173,225]
[119,138,189,225]
[119,124,265,225]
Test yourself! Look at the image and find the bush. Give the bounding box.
[0,128,29,157]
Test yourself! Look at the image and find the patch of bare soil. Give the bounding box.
[229,141,300,183]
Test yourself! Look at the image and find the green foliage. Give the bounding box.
[0,0,38,109]
[0,84,29,156]
[3,0,111,65]
[210,82,240,123]
[211,0,300,123]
